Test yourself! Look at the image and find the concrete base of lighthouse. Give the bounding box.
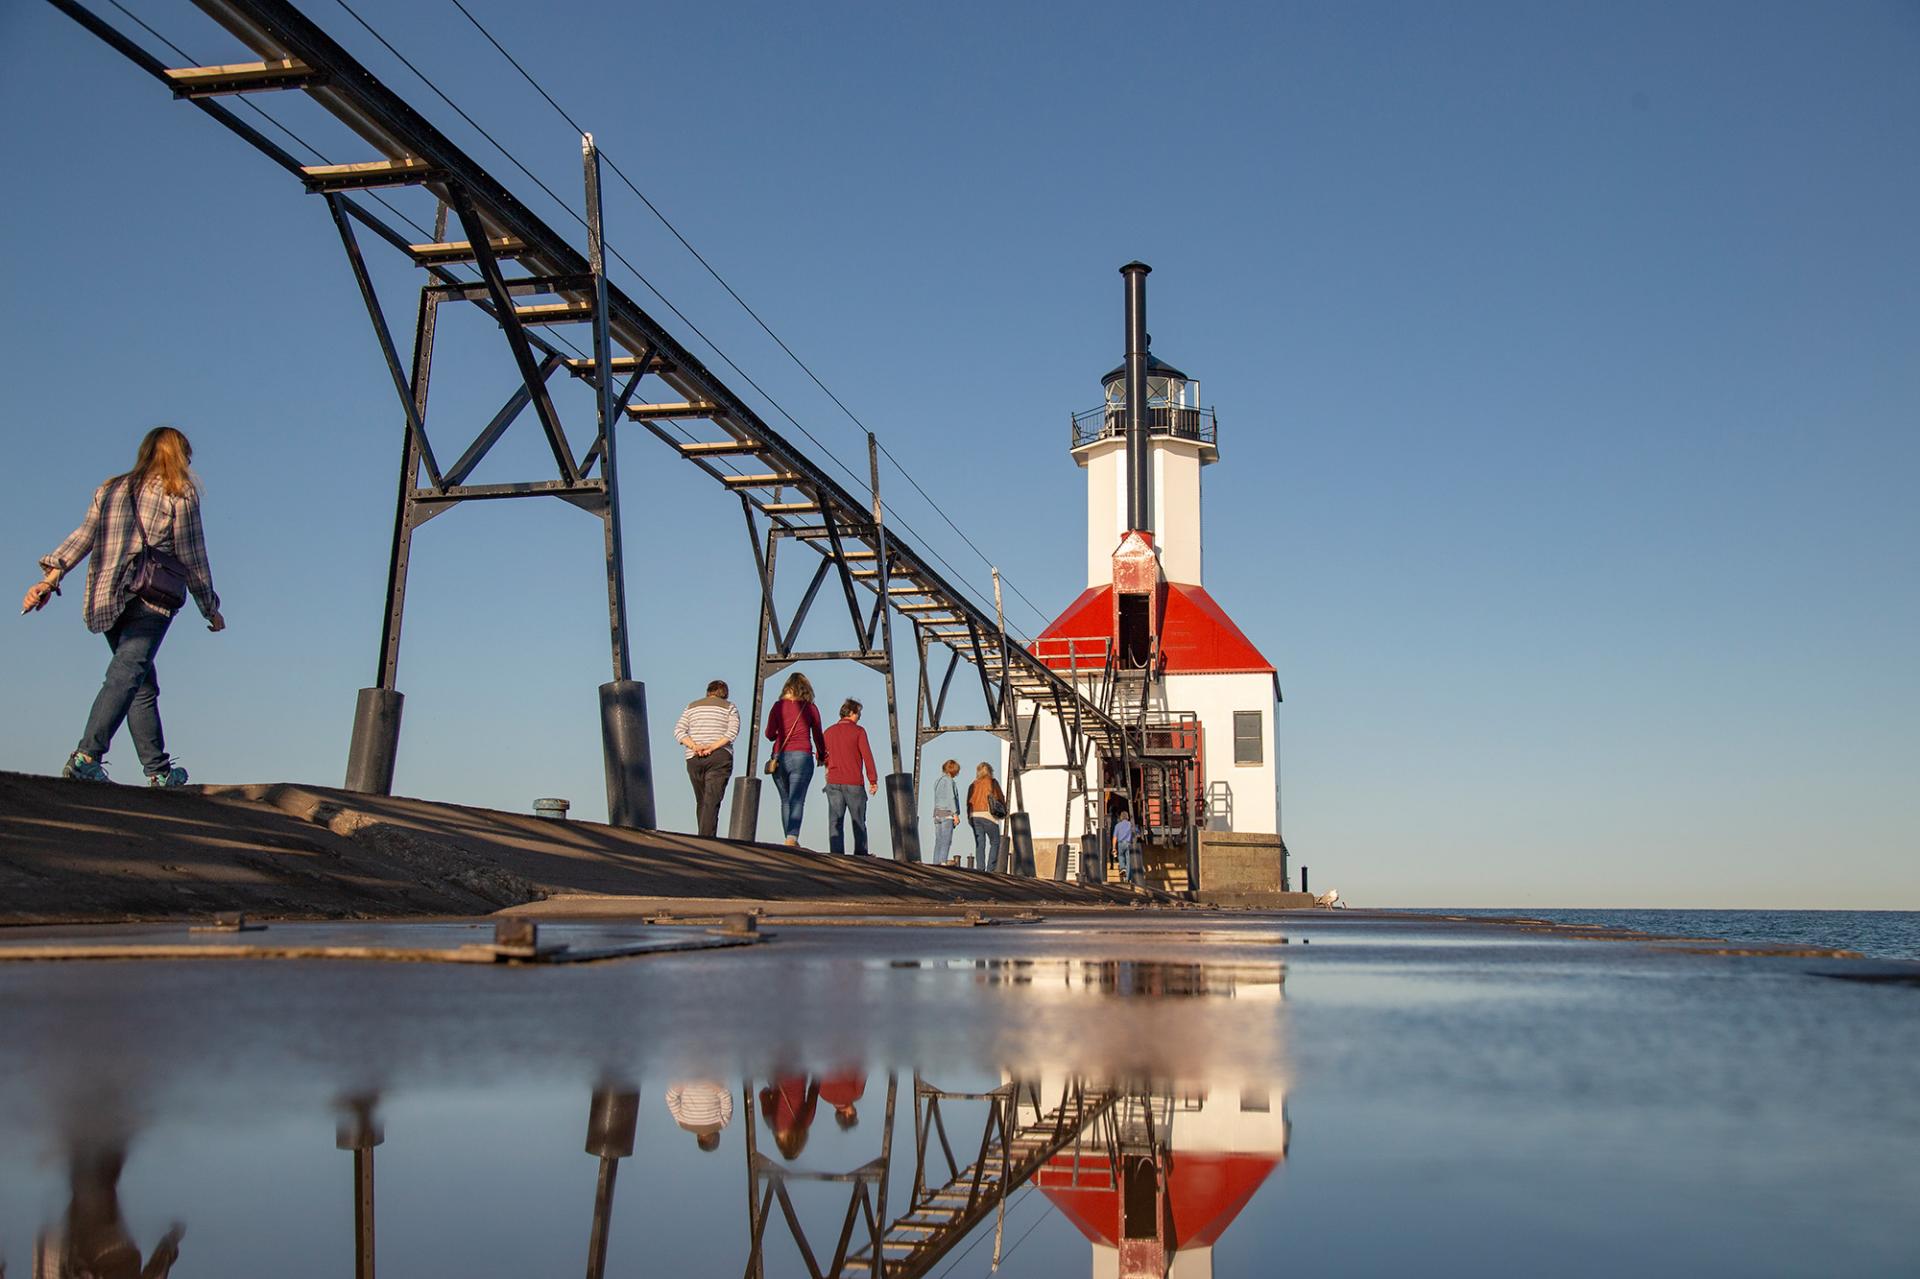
[1193,830,1312,907]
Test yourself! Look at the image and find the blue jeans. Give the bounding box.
[771,751,815,839]
[970,816,1001,872]
[931,812,957,861]
[1116,838,1138,883]
[79,601,174,775]
[825,783,869,855]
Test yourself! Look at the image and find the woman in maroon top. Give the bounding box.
[764,672,828,846]
[758,1076,819,1160]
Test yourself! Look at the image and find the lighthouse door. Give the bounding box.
[1117,593,1152,668]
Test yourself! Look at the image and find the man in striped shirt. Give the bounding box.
[674,680,740,838]
[664,1080,734,1152]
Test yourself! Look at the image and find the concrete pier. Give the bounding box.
[0,770,1195,925]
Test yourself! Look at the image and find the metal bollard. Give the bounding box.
[599,680,655,830]
[533,797,570,821]
[344,686,403,795]
[884,772,919,862]
[728,776,761,842]
[1006,813,1036,877]
[585,1087,640,1160]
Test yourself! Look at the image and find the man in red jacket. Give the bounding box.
[822,698,879,856]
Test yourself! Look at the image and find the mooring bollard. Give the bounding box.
[728,776,761,842]
[534,797,570,821]
[885,772,919,862]
[599,679,655,830]
[1006,813,1036,876]
[344,686,404,795]
[1080,832,1101,884]
[586,1086,640,1160]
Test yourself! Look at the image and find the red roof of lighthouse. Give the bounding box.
[1032,583,1275,675]
[1036,1151,1281,1250]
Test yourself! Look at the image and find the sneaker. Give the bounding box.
[148,765,190,788]
[62,751,109,782]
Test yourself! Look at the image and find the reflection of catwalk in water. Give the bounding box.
[1029,1074,1290,1279]
[33,1146,184,1279]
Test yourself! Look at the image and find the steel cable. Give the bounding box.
[330,0,1029,637]
[440,0,1055,635]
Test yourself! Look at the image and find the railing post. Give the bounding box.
[871,434,918,863]
[585,134,653,829]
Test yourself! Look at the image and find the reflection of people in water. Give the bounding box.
[758,1076,819,1160]
[664,1080,735,1152]
[36,1146,184,1278]
[817,1070,866,1131]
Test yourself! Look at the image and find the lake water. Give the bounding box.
[1424,908,1920,960]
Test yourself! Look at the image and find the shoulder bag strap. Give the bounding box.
[124,478,150,552]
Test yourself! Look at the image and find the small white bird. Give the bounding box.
[1314,888,1340,908]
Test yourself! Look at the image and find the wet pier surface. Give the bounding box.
[1,912,1915,1277]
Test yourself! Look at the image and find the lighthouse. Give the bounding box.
[1016,964,1292,1279]
[1003,264,1287,897]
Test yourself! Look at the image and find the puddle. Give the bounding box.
[1,917,1915,1275]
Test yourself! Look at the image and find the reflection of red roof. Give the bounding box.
[1037,1151,1280,1249]
[1033,584,1274,675]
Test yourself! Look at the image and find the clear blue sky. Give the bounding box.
[2,0,1914,908]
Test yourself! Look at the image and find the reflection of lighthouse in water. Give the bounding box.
[1009,962,1290,1279]
[1024,1073,1289,1279]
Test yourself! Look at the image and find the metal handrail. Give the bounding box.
[1070,404,1218,450]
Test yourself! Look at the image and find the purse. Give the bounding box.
[764,701,785,774]
[124,480,189,612]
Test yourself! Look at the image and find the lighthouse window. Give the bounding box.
[1015,711,1043,765]
[1232,711,1263,765]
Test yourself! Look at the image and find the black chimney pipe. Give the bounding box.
[1121,261,1152,533]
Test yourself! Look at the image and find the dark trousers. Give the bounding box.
[825,783,869,855]
[771,751,815,838]
[79,601,173,775]
[686,748,732,838]
[970,816,1001,872]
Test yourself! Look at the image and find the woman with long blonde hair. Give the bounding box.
[762,671,827,846]
[966,762,1005,872]
[22,426,224,786]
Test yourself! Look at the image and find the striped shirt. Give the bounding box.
[664,1081,734,1134]
[673,696,740,760]
[41,477,219,633]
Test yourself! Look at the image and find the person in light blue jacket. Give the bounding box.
[1113,811,1139,886]
[930,759,962,862]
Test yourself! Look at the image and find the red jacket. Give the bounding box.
[823,719,877,786]
[764,699,827,759]
[817,1071,866,1108]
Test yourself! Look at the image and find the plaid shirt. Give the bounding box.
[41,478,219,633]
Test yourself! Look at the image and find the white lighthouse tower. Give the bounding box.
[1003,264,1288,898]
